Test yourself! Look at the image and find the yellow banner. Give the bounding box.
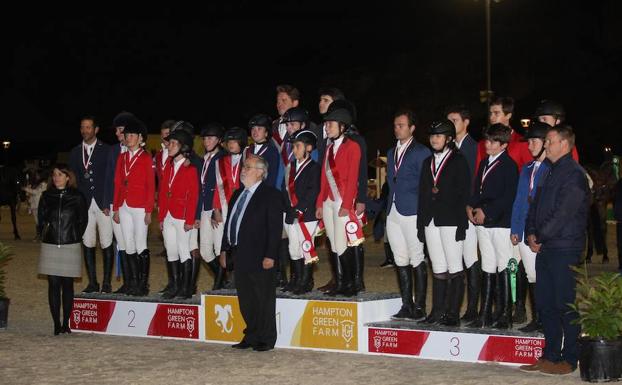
[292,301,358,351]
[204,296,246,342]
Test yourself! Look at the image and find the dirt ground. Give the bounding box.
[1,207,617,384]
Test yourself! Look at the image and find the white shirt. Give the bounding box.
[83,139,97,156]
[296,157,309,172]
[119,143,127,153]
[161,148,169,166]
[395,136,413,159]
[278,119,287,140]
[129,147,141,157]
[487,150,505,166]
[172,156,184,179]
[433,148,451,169]
[253,144,264,154]
[454,134,469,149]
[227,180,262,245]
[231,153,242,167]
[331,136,345,155]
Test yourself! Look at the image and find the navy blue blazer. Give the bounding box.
[469,150,518,228]
[281,159,320,224]
[198,149,225,213]
[246,142,280,189]
[69,140,111,209]
[458,134,478,185]
[386,140,431,216]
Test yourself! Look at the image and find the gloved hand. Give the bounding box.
[417,227,425,243]
[455,226,466,242]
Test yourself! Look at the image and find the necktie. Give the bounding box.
[229,190,249,246]
[84,146,89,160]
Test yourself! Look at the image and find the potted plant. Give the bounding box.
[570,266,622,382]
[0,242,12,329]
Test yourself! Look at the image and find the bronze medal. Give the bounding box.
[84,172,90,179]
[166,191,172,198]
[432,186,439,194]
[123,179,128,186]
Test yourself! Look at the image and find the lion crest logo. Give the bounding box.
[214,304,234,334]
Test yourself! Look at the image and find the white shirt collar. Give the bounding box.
[455,134,468,149]
[487,150,505,165]
[245,180,262,194]
[83,139,97,153]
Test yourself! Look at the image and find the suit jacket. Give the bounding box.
[386,139,431,216]
[469,150,518,228]
[282,159,320,224]
[158,159,199,225]
[457,134,477,184]
[316,137,361,211]
[198,149,225,212]
[417,150,470,232]
[69,140,111,209]
[113,149,155,212]
[221,182,284,273]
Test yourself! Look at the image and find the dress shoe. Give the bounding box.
[519,358,553,372]
[53,325,62,336]
[539,361,575,375]
[61,325,71,334]
[252,343,273,352]
[231,340,253,349]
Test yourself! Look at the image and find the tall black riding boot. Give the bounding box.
[82,246,99,293]
[513,261,527,324]
[461,260,481,322]
[330,248,354,297]
[138,249,150,296]
[519,282,542,332]
[352,245,365,294]
[492,269,512,329]
[326,252,345,296]
[392,266,415,320]
[276,239,289,288]
[467,272,495,328]
[412,261,428,321]
[380,242,395,268]
[318,251,338,293]
[207,259,225,290]
[126,253,140,296]
[101,245,114,293]
[442,272,465,326]
[159,258,174,295]
[421,274,448,325]
[162,260,181,299]
[294,262,314,295]
[113,250,130,294]
[190,255,201,296]
[282,259,300,293]
[177,259,194,299]
[286,259,303,294]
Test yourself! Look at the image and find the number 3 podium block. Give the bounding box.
[366,322,545,365]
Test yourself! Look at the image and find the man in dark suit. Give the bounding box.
[220,154,283,352]
[68,115,112,293]
[446,105,481,322]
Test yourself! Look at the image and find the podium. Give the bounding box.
[71,291,543,365]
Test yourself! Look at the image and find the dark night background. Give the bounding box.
[2,1,621,167]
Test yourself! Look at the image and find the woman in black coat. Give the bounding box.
[38,164,88,335]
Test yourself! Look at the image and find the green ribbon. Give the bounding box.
[508,258,518,303]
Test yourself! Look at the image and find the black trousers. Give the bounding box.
[235,268,277,347]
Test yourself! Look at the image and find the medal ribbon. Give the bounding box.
[394,137,413,175]
[124,148,144,178]
[430,150,453,188]
[480,158,500,191]
[82,142,95,172]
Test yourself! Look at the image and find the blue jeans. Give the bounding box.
[535,247,581,367]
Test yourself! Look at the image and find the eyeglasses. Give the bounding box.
[544,138,564,145]
[242,165,263,170]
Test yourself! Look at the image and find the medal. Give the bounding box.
[430,149,452,194]
[84,172,90,179]
[123,179,128,186]
[432,186,439,194]
[393,137,413,183]
[166,191,172,198]
[345,221,359,234]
